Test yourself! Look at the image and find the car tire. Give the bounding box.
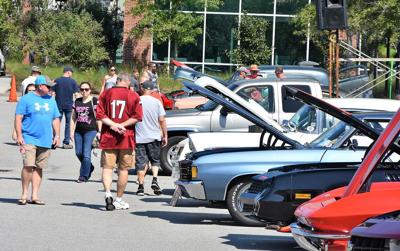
[160,135,187,175]
[226,178,264,227]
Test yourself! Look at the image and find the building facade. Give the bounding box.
[123,0,322,71]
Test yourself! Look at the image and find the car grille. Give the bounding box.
[179,159,192,180]
[248,181,264,194]
[350,237,388,251]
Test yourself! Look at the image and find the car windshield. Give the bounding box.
[197,83,239,111]
[309,121,351,148]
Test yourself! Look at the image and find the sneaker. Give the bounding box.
[105,195,115,211]
[151,179,162,195]
[113,199,129,210]
[76,177,87,183]
[62,144,73,149]
[136,186,144,196]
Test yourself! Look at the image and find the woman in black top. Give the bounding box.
[71,82,100,182]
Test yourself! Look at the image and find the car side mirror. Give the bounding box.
[352,139,359,148]
[282,120,289,127]
[220,107,228,116]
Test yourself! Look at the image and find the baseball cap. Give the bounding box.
[142,80,156,90]
[275,66,284,74]
[237,66,248,73]
[35,75,55,87]
[31,66,41,73]
[63,66,74,73]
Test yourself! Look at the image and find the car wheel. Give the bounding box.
[160,135,187,175]
[226,178,264,227]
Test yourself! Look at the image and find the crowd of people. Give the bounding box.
[15,63,167,211]
[13,62,283,210]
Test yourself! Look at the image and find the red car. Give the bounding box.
[290,108,400,251]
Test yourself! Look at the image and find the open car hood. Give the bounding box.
[285,86,400,152]
[182,79,303,148]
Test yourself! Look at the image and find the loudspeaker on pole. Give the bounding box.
[316,0,348,30]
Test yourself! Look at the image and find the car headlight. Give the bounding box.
[191,166,198,179]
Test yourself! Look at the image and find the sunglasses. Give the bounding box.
[110,68,116,71]
[80,88,90,91]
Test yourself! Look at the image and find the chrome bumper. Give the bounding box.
[174,180,206,200]
[290,223,350,251]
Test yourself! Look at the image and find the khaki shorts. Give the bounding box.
[22,144,51,169]
[101,149,135,170]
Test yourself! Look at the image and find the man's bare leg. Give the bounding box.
[151,165,159,178]
[137,170,145,185]
[151,165,161,195]
[31,168,42,201]
[21,166,33,200]
[116,169,128,197]
[102,168,113,193]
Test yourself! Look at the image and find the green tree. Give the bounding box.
[229,15,271,66]
[26,10,108,68]
[0,0,24,59]
[291,4,328,57]
[130,0,222,59]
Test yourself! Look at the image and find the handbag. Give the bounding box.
[90,98,100,148]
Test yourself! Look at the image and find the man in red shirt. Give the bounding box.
[96,72,143,211]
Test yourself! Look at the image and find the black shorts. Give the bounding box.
[135,141,161,170]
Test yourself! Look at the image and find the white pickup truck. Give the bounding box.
[162,74,323,174]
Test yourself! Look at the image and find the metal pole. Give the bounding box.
[329,32,334,98]
[335,29,340,97]
[389,60,394,99]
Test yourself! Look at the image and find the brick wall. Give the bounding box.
[123,0,152,66]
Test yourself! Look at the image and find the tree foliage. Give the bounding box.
[229,15,271,66]
[130,0,222,57]
[291,4,328,56]
[26,10,108,69]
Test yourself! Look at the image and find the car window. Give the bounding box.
[347,120,390,148]
[281,85,311,113]
[236,85,274,113]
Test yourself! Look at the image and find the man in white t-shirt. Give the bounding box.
[21,66,41,95]
[135,80,167,196]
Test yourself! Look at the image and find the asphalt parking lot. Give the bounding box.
[0,93,298,251]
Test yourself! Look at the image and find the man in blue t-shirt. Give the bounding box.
[52,66,79,149]
[15,75,61,205]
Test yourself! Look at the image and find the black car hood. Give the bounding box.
[267,162,360,174]
[284,86,400,153]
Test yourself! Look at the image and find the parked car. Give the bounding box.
[173,84,398,226]
[161,73,322,174]
[171,97,400,170]
[290,109,400,251]
[239,113,396,229]
[348,210,400,251]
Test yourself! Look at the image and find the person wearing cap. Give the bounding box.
[275,66,285,80]
[52,66,79,149]
[96,72,142,211]
[237,66,249,80]
[135,80,167,196]
[247,64,261,79]
[14,75,61,205]
[21,66,41,96]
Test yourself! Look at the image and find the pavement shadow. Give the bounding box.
[0,197,19,204]
[220,234,297,250]
[139,197,226,209]
[61,202,105,211]
[0,176,20,181]
[48,178,137,184]
[132,210,239,226]
[3,142,18,146]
